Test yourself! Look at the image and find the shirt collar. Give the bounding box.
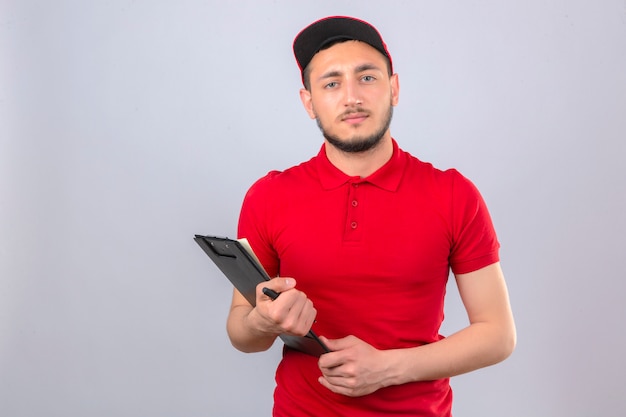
[315,139,406,192]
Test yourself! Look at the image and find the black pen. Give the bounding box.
[261,287,328,350]
[262,287,281,300]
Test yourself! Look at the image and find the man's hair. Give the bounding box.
[301,39,393,91]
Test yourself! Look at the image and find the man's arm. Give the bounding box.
[318,262,516,396]
[226,277,318,353]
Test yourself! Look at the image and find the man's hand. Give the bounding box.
[317,335,394,397]
[247,278,317,338]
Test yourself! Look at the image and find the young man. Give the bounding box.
[226,16,516,416]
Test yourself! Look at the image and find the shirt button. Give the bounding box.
[351,222,358,229]
[352,200,358,207]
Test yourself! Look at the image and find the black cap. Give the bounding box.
[293,16,393,83]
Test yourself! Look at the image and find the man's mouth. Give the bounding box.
[342,112,369,125]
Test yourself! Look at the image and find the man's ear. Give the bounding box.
[390,73,400,107]
[299,88,316,119]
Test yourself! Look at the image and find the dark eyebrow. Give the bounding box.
[317,63,384,82]
[318,70,343,81]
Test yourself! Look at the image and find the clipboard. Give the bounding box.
[194,234,330,357]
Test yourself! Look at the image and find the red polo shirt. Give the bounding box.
[238,139,500,416]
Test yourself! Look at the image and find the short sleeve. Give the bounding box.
[237,172,281,278]
[448,171,500,275]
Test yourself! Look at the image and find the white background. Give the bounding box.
[1,1,625,416]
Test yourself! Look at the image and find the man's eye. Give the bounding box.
[362,75,376,82]
[325,81,338,89]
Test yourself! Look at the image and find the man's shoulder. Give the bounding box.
[247,156,318,193]
[396,147,485,205]
[400,147,464,183]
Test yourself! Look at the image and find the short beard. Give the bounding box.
[316,106,394,154]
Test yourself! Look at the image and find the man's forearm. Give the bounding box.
[384,262,517,385]
[226,304,279,353]
[386,320,516,386]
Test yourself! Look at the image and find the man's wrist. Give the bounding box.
[245,307,280,340]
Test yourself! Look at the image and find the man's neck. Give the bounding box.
[324,135,394,178]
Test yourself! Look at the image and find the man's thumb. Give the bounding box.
[270,277,296,292]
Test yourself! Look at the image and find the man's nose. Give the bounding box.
[344,79,362,107]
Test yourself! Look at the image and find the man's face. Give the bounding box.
[300,40,399,153]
